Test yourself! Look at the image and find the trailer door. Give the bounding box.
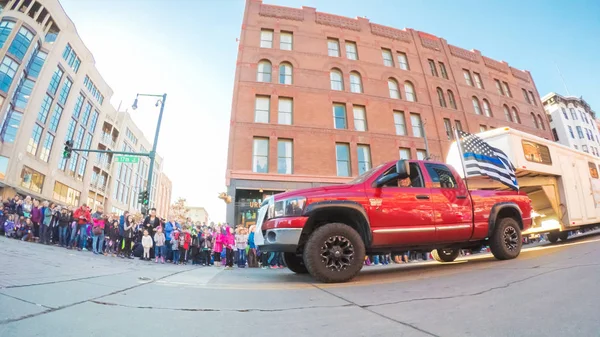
[577,161,597,221]
[559,160,583,222]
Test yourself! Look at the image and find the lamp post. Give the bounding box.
[132,93,167,209]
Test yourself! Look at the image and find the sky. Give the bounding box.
[59,0,599,222]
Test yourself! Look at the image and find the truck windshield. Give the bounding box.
[348,163,386,184]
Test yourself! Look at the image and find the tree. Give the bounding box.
[169,197,189,224]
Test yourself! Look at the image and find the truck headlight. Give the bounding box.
[269,197,306,219]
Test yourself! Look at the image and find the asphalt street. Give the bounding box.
[1,232,599,337]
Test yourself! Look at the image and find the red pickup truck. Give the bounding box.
[254,160,533,283]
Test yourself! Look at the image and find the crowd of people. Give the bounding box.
[0,195,290,269]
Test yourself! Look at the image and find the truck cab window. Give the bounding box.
[426,164,457,188]
[381,162,424,188]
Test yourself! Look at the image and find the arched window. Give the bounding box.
[349,71,362,93]
[388,78,400,99]
[472,97,482,115]
[531,112,539,129]
[404,81,416,102]
[279,62,292,85]
[511,107,521,124]
[436,87,446,107]
[447,90,457,109]
[537,114,545,130]
[256,60,272,82]
[482,99,492,117]
[504,105,513,122]
[330,69,344,91]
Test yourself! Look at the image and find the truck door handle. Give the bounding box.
[416,195,430,200]
[456,195,467,199]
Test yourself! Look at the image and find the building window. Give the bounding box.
[537,114,545,130]
[494,79,504,95]
[8,26,33,61]
[279,62,292,84]
[20,166,45,193]
[528,91,537,106]
[330,69,344,91]
[277,139,293,174]
[511,107,521,124]
[260,29,273,48]
[252,138,269,173]
[410,113,423,137]
[254,96,269,123]
[357,145,371,175]
[404,81,416,102]
[532,112,540,129]
[26,49,47,80]
[349,71,362,93]
[396,148,409,160]
[335,143,351,177]
[522,89,531,104]
[280,31,292,50]
[345,41,358,60]
[397,52,409,70]
[472,97,482,115]
[583,145,589,153]
[447,90,457,109]
[502,81,512,97]
[48,105,63,132]
[27,124,43,155]
[353,105,367,131]
[0,155,8,179]
[393,111,407,136]
[473,72,483,89]
[2,109,22,143]
[552,128,559,142]
[256,60,272,82]
[327,38,340,57]
[561,107,568,119]
[428,59,438,77]
[436,87,446,107]
[53,181,81,207]
[504,105,513,122]
[0,20,15,49]
[77,157,87,181]
[455,120,463,132]
[416,150,427,160]
[388,78,400,99]
[14,78,34,109]
[439,62,448,79]
[333,103,347,129]
[570,108,577,120]
[48,67,64,95]
[443,118,452,140]
[0,56,18,92]
[568,126,575,139]
[278,97,292,125]
[382,48,394,67]
[58,78,73,105]
[482,99,492,117]
[39,133,54,162]
[37,96,51,123]
[480,125,488,133]
[463,70,473,86]
[90,110,99,132]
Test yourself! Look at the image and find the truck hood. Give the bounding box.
[273,184,356,201]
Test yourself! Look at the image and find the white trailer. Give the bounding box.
[447,127,600,242]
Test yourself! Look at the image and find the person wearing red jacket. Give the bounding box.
[73,204,91,251]
[177,226,192,265]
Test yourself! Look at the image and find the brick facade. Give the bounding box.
[225,0,551,224]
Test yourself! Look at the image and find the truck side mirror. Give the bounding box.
[396,160,410,180]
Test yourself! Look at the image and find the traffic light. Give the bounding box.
[138,190,149,206]
[63,140,74,159]
[138,191,145,204]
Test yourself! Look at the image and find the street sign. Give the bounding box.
[115,156,139,163]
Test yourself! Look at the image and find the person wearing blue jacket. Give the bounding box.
[164,217,178,262]
[118,211,128,257]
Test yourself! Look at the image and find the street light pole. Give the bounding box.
[132,93,167,209]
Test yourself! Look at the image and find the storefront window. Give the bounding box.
[0,155,8,179]
[20,166,45,193]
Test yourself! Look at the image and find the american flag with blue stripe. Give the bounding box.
[458,131,519,191]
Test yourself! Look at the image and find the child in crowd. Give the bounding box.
[200,227,213,266]
[235,227,248,268]
[247,225,258,268]
[141,230,153,260]
[212,225,223,267]
[21,218,33,242]
[4,214,16,238]
[105,220,120,257]
[171,230,180,264]
[223,226,235,269]
[178,226,191,265]
[154,226,166,263]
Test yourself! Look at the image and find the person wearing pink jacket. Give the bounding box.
[212,225,223,267]
[223,226,236,269]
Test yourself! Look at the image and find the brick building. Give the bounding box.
[225,0,552,225]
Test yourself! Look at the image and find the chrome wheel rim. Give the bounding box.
[320,235,354,272]
[503,226,519,251]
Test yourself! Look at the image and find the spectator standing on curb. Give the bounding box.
[40,201,53,244]
[141,230,152,260]
[247,225,258,268]
[223,226,235,269]
[164,216,175,261]
[212,224,223,267]
[118,211,128,257]
[142,208,160,258]
[122,214,135,259]
[154,226,166,263]
[57,207,71,247]
[91,206,105,255]
[235,227,248,268]
[73,204,91,251]
[29,199,40,239]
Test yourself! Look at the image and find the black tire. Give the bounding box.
[558,231,569,242]
[547,231,559,243]
[431,248,459,262]
[303,223,365,283]
[283,252,308,274]
[490,217,522,260]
